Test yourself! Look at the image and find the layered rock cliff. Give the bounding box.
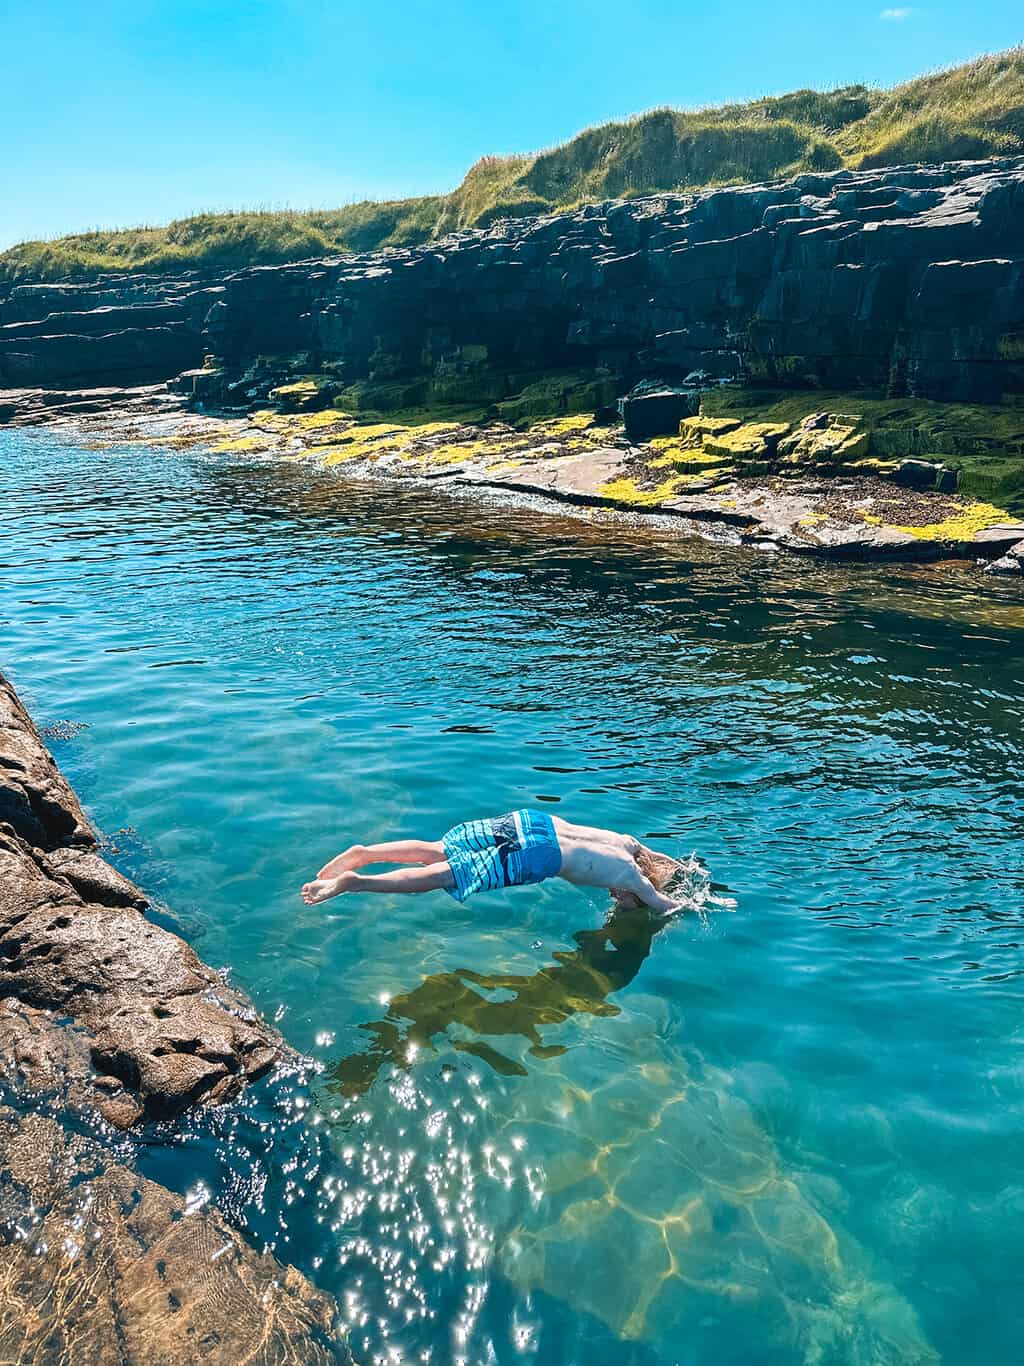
[2,157,1023,405]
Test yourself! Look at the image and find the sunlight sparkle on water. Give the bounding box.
[3,431,1022,1365]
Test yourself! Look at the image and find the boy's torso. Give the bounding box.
[549,816,640,887]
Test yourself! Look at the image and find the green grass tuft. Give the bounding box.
[3,48,1023,285]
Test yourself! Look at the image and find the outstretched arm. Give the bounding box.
[302,861,455,905]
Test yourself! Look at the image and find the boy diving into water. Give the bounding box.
[301,810,685,913]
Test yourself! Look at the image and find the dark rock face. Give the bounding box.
[0,1108,344,1365]
[300,159,1024,405]
[0,273,221,388]
[620,386,700,441]
[0,673,283,1127]
[2,158,1023,403]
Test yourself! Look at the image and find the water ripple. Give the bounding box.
[2,429,1023,1365]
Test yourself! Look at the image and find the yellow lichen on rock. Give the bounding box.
[296,409,352,430]
[210,433,280,454]
[856,498,1010,541]
[648,439,733,471]
[777,417,869,467]
[677,415,742,445]
[844,457,901,475]
[267,376,327,402]
[529,414,599,438]
[251,408,355,439]
[703,422,791,458]
[317,419,463,467]
[415,438,510,467]
[894,500,1010,541]
[311,421,402,444]
[320,440,397,465]
[599,474,700,506]
[391,421,464,440]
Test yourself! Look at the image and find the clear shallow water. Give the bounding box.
[2,428,1023,1365]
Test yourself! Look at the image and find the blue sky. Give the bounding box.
[2,0,1021,250]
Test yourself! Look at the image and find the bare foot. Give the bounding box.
[317,844,366,880]
[301,874,350,905]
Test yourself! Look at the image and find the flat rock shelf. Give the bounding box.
[8,385,1024,569]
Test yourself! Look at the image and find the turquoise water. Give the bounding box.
[2,427,1023,1365]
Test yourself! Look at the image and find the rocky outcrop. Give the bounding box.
[2,158,1024,403]
[985,536,1024,573]
[0,673,282,1127]
[0,671,349,1360]
[0,380,189,426]
[305,157,1024,405]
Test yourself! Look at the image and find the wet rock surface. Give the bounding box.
[0,674,283,1126]
[985,536,1024,573]
[0,673,348,1361]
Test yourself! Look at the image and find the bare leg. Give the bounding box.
[302,860,455,905]
[318,839,445,880]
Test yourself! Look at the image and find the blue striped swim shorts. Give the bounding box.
[442,809,562,903]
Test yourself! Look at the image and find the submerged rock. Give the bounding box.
[0,1108,345,1364]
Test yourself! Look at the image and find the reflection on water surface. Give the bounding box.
[1,431,1022,1365]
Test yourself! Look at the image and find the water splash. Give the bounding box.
[663,853,738,920]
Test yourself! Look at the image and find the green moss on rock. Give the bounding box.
[334,378,431,413]
[495,371,618,424]
[700,387,1024,512]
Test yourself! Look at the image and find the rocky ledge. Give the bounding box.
[3,155,1023,569]
[0,672,350,1362]
[2,157,1024,403]
[12,380,1024,570]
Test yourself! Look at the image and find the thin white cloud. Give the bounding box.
[880,6,915,18]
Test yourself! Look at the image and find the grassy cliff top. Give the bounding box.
[4,47,1023,285]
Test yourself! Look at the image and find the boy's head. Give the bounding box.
[612,846,685,910]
